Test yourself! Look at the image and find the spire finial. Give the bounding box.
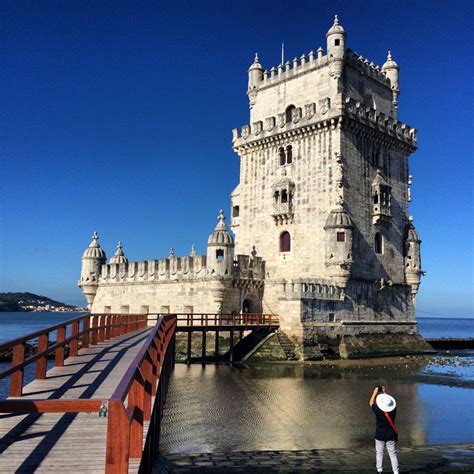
[190,244,196,257]
[334,14,339,24]
[169,247,175,257]
[117,241,122,250]
[218,209,225,223]
[92,231,98,241]
[387,51,393,60]
[254,53,259,62]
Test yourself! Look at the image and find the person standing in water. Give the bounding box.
[369,385,399,474]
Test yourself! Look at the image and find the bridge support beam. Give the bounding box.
[201,331,207,364]
[229,329,234,364]
[214,330,219,360]
[186,332,192,365]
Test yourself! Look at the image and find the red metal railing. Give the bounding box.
[0,313,148,397]
[174,313,278,327]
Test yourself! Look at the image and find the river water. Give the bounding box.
[1,313,473,452]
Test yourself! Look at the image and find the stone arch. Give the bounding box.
[241,293,262,314]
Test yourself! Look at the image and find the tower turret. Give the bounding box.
[207,210,234,277]
[324,202,354,289]
[247,53,264,108]
[109,241,128,264]
[382,51,400,108]
[326,15,346,79]
[404,222,424,302]
[78,232,107,308]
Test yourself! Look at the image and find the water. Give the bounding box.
[0,312,85,343]
[417,317,474,339]
[160,360,474,454]
[0,312,85,398]
[1,313,473,452]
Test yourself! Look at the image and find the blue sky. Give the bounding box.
[1,0,473,316]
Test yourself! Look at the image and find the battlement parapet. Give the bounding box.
[345,49,390,86]
[232,254,265,281]
[254,48,329,91]
[233,96,416,149]
[100,254,208,284]
[233,100,340,149]
[343,97,417,145]
[98,253,265,284]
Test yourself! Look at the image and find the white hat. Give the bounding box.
[376,393,396,412]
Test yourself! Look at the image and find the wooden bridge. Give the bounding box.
[0,312,279,473]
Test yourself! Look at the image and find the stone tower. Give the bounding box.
[79,232,107,309]
[231,16,427,357]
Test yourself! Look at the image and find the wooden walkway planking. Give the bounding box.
[0,327,153,474]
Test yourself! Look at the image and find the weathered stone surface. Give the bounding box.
[339,333,435,359]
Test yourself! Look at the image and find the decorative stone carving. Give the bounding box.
[305,103,316,119]
[265,116,275,132]
[320,98,331,115]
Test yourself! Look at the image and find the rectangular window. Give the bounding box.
[216,249,224,260]
[328,313,335,322]
[337,232,345,242]
[232,205,240,217]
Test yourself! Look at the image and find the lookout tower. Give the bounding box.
[231,15,427,357]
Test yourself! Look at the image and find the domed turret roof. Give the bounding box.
[326,15,346,37]
[207,210,234,246]
[82,232,106,260]
[248,53,264,72]
[109,241,128,264]
[382,51,399,71]
[324,202,354,229]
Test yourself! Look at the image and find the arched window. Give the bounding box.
[281,189,288,203]
[286,145,293,164]
[374,232,383,254]
[280,231,291,252]
[285,105,295,123]
[216,249,224,260]
[279,147,286,166]
[373,191,379,204]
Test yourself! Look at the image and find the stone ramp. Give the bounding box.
[0,327,152,473]
[159,444,474,472]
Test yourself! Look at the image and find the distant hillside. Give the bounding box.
[0,292,82,312]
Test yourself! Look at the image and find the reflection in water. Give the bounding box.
[160,362,474,454]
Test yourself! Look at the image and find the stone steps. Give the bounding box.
[276,332,299,360]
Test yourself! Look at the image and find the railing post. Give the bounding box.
[104,314,111,340]
[82,316,90,348]
[142,354,153,421]
[91,315,99,345]
[35,333,49,380]
[70,321,79,357]
[105,400,130,474]
[10,342,26,397]
[98,315,105,343]
[55,326,66,367]
[129,378,145,459]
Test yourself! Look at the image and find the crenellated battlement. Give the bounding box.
[98,253,265,285]
[255,47,329,91]
[345,49,390,85]
[343,97,417,145]
[232,96,416,150]
[100,254,208,284]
